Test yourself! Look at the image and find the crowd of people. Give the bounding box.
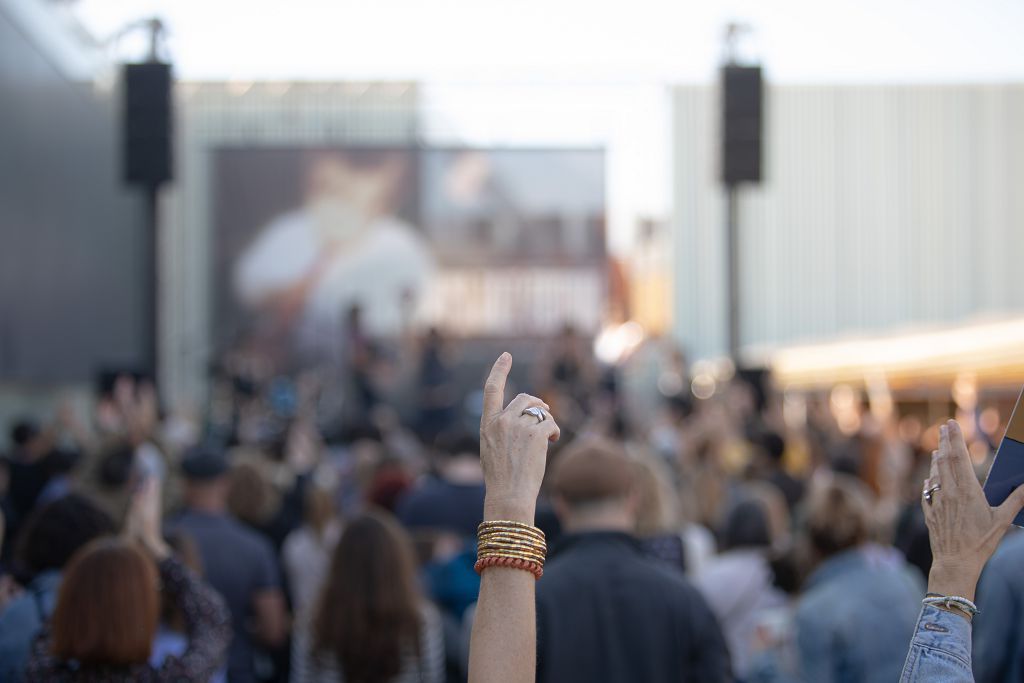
[0,324,1020,683]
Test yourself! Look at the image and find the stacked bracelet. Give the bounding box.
[923,593,980,618]
[475,521,547,580]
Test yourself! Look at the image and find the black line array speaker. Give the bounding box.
[721,65,763,185]
[122,62,172,186]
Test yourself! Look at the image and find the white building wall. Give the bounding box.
[672,84,1024,361]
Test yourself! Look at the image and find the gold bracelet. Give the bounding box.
[478,534,546,548]
[478,521,546,540]
[477,546,547,560]
[476,534,547,550]
[477,544,547,559]
[477,540,547,555]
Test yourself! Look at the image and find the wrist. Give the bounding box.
[140,536,171,562]
[928,561,981,603]
[483,497,536,525]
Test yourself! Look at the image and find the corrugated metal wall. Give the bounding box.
[672,84,1024,361]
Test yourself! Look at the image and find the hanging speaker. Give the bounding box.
[122,62,172,186]
[721,65,763,186]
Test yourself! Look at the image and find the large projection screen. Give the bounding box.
[213,146,605,367]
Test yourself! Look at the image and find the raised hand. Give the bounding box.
[125,477,170,561]
[479,353,560,524]
[923,419,1024,600]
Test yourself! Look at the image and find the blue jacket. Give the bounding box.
[900,605,973,682]
[794,547,923,683]
[0,570,60,683]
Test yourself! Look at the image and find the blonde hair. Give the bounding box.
[631,452,682,537]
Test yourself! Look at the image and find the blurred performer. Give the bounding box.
[234,150,435,362]
[416,327,459,441]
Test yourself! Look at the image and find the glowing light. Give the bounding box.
[594,321,646,365]
[691,373,716,400]
[979,407,1001,435]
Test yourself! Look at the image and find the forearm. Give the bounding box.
[468,500,537,683]
[468,567,536,683]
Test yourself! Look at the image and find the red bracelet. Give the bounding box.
[474,555,544,580]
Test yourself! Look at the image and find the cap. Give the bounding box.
[180,446,229,481]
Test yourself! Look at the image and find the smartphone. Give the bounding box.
[982,388,1024,527]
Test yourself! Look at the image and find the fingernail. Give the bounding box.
[500,352,511,362]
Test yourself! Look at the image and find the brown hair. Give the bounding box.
[227,460,280,526]
[312,511,422,683]
[805,474,873,558]
[51,538,159,667]
[549,437,635,507]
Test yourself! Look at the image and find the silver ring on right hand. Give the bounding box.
[923,483,941,505]
[521,406,547,424]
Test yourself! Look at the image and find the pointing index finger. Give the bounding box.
[482,352,512,421]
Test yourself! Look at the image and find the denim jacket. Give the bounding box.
[0,570,61,682]
[899,605,973,682]
[793,547,923,683]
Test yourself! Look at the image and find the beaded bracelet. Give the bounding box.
[475,555,544,580]
[923,594,980,617]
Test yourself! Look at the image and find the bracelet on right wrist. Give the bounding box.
[923,594,980,620]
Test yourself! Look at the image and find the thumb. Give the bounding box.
[995,485,1024,527]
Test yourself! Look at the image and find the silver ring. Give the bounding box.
[521,406,546,424]
[923,484,941,504]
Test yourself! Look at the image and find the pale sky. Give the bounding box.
[67,0,1024,256]
[73,0,1024,84]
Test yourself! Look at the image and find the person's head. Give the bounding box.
[181,446,230,512]
[9,418,45,459]
[313,511,422,683]
[755,430,786,470]
[804,474,874,561]
[15,493,115,577]
[51,538,159,667]
[432,429,482,482]
[549,438,637,533]
[721,499,773,552]
[227,460,280,527]
[304,484,339,537]
[366,461,412,513]
[631,453,681,537]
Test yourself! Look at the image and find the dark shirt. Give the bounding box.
[395,477,485,538]
[4,451,53,526]
[24,557,230,682]
[767,469,805,511]
[536,532,733,683]
[169,510,281,683]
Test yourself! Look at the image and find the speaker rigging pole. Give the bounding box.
[720,23,763,364]
[121,18,171,386]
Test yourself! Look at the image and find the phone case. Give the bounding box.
[982,388,1024,527]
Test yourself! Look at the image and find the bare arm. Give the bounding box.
[252,588,290,648]
[468,353,559,683]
